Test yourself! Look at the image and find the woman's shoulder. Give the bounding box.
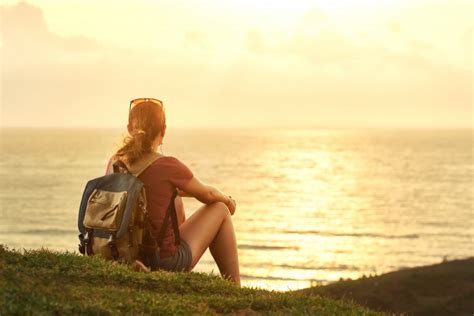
[152,155,187,167]
[150,155,193,177]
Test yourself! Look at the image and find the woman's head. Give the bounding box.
[115,99,166,165]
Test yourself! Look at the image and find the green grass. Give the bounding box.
[0,245,381,315]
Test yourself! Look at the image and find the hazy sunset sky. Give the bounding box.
[1,0,472,128]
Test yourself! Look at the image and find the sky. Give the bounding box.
[0,0,472,128]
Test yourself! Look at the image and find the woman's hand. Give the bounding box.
[225,195,236,215]
[181,176,237,215]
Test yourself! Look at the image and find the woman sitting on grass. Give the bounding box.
[105,98,240,285]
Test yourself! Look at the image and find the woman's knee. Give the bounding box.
[210,201,230,218]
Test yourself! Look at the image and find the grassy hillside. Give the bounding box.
[301,257,474,316]
[0,245,380,315]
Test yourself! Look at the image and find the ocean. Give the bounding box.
[0,127,472,291]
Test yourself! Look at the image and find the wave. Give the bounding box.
[275,263,360,271]
[419,232,473,239]
[283,230,420,239]
[243,261,360,272]
[14,229,78,235]
[238,244,299,251]
[240,274,312,282]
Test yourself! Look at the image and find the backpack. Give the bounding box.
[77,152,181,268]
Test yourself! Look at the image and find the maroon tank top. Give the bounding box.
[106,155,193,257]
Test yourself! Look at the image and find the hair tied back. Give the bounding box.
[134,129,146,136]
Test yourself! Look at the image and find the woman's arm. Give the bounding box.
[181,176,236,215]
[177,188,193,197]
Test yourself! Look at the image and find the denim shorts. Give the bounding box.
[152,239,192,272]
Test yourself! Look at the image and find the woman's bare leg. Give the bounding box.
[179,202,240,285]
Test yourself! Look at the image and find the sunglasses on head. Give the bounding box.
[129,98,163,112]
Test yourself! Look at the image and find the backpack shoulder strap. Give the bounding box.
[112,159,130,174]
[128,152,164,177]
[156,189,181,247]
[170,195,181,245]
[112,152,164,176]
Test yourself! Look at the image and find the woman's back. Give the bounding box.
[108,98,239,284]
[107,154,193,258]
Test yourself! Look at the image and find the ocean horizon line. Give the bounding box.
[1,125,472,131]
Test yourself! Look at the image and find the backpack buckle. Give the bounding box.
[108,233,119,260]
[78,233,85,255]
[83,231,93,256]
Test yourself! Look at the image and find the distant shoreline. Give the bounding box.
[300,257,474,316]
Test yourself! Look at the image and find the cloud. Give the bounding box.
[301,7,329,25]
[184,31,208,49]
[245,7,361,66]
[1,2,218,127]
[286,30,360,65]
[461,27,472,53]
[2,2,99,64]
[222,5,471,127]
[387,20,401,34]
[245,29,360,66]
[245,7,443,72]
[1,2,472,128]
[246,30,266,53]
